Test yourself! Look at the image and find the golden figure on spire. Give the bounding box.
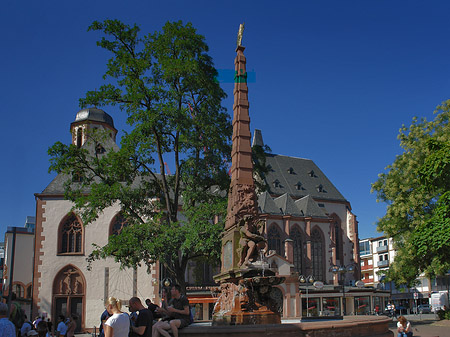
[237,22,245,47]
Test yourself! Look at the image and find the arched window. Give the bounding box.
[26,285,32,299]
[268,225,282,255]
[13,284,24,298]
[291,226,303,274]
[76,128,82,148]
[331,214,343,263]
[110,213,129,236]
[59,214,83,254]
[311,228,324,281]
[335,222,341,259]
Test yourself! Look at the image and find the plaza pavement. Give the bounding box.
[388,313,450,337]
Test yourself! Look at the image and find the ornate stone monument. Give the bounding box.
[212,24,284,326]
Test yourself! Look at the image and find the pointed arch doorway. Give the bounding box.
[52,265,85,332]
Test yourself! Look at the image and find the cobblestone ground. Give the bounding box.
[388,314,450,337]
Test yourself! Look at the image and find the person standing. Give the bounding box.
[104,297,129,337]
[0,302,16,337]
[65,315,77,337]
[55,315,67,337]
[20,315,34,337]
[99,309,110,337]
[128,297,153,337]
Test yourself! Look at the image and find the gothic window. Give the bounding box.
[26,285,32,299]
[291,226,303,274]
[13,284,24,298]
[268,225,282,255]
[110,213,129,236]
[335,222,341,259]
[59,214,83,254]
[311,228,324,281]
[76,128,82,148]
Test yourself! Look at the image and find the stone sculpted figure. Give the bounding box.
[237,23,245,47]
[238,215,268,266]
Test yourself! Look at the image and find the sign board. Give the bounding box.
[313,281,324,289]
[355,280,365,288]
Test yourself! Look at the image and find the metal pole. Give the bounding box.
[342,273,345,316]
[306,284,309,317]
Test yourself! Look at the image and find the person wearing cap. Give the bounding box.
[0,302,16,337]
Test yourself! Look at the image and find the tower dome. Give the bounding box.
[70,107,117,147]
[74,108,115,128]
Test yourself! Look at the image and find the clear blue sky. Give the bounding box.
[1,0,450,241]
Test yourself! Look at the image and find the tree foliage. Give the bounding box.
[372,100,450,286]
[48,19,232,289]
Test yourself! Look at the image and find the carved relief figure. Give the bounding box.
[238,215,268,266]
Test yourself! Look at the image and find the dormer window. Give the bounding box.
[309,170,317,178]
[316,184,326,193]
[287,167,295,174]
[295,181,303,190]
[72,171,83,183]
[95,144,106,154]
[273,179,280,188]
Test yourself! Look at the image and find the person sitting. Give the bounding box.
[397,315,413,337]
[145,299,160,320]
[128,297,153,337]
[153,285,191,337]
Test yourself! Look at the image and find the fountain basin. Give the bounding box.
[180,316,393,337]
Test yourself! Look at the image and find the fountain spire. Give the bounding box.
[225,35,258,231]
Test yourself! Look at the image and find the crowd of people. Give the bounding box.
[100,284,191,337]
[0,284,191,337]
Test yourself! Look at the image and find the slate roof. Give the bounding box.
[74,108,115,128]
[262,153,347,203]
[41,135,120,195]
[253,129,348,218]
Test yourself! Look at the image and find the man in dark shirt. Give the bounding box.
[153,284,190,337]
[129,297,153,337]
[145,299,160,319]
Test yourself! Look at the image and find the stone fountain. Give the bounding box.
[212,24,285,326]
[180,24,393,337]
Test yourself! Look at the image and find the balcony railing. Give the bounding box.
[376,245,388,253]
[361,264,374,271]
[362,278,374,284]
[377,260,389,267]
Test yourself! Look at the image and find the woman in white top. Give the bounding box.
[104,297,130,337]
[396,315,413,337]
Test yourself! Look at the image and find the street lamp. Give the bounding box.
[329,264,355,316]
[299,275,315,317]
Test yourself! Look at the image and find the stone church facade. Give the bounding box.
[32,109,361,329]
[252,129,361,317]
[33,108,158,332]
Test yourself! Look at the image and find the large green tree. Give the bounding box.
[372,99,450,286]
[48,19,232,290]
